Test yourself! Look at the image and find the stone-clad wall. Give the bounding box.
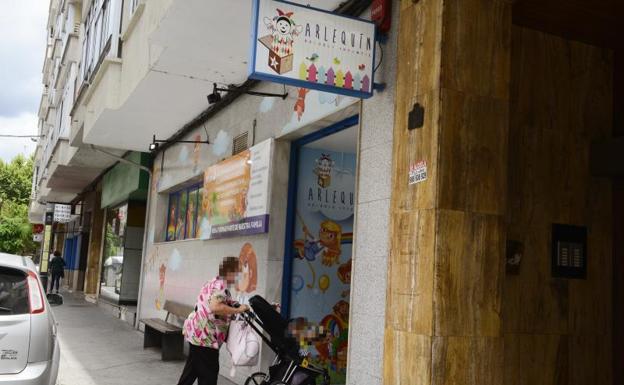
[384,0,511,383]
[504,26,613,385]
[384,1,614,383]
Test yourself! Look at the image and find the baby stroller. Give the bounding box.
[241,295,330,385]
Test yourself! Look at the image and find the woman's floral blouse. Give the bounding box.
[183,277,232,349]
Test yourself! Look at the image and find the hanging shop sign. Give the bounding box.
[53,204,72,223]
[250,0,376,99]
[33,224,44,234]
[199,139,273,240]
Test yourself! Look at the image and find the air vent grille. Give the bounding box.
[232,132,249,155]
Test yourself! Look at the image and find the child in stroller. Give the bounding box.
[241,295,330,385]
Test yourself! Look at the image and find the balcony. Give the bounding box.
[79,0,343,152]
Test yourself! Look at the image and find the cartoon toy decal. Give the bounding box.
[294,88,310,121]
[337,259,352,298]
[314,153,334,188]
[295,217,343,272]
[259,8,303,74]
[236,243,258,294]
[155,263,166,310]
[315,301,350,372]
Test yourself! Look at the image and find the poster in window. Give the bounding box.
[199,139,272,240]
[187,189,199,239]
[167,194,179,241]
[290,147,356,384]
[176,191,188,240]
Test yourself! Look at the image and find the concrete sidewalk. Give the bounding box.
[53,291,236,385]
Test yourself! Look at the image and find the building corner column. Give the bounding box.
[384,0,511,383]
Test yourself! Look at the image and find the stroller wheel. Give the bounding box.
[245,372,268,385]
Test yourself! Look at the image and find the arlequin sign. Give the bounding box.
[250,0,376,99]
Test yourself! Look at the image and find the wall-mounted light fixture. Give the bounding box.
[148,134,210,152]
[207,83,288,105]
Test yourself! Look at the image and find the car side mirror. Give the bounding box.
[47,293,63,306]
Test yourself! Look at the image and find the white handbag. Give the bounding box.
[226,319,261,377]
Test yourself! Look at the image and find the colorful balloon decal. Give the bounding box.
[319,274,330,294]
[292,274,304,294]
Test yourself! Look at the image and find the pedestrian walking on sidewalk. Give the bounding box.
[177,256,250,385]
[49,250,66,294]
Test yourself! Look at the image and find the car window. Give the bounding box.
[0,267,29,315]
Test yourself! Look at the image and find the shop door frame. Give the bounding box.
[280,114,359,317]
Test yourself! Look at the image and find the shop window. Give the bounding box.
[166,184,201,241]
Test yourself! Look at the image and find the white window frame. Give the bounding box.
[80,0,122,84]
[129,0,140,15]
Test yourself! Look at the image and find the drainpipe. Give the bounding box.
[89,145,152,329]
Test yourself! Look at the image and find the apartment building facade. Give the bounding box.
[29,0,622,384]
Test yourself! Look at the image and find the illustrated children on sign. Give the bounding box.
[295,220,343,267]
[263,9,303,57]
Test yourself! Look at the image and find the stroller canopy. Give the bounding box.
[249,295,300,360]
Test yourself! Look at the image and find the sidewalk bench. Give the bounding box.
[140,300,193,361]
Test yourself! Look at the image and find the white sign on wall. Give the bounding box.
[53,204,72,223]
[250,0,376,98]
[199,139,273,240]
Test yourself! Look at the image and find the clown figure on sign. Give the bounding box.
[264,9,303,56]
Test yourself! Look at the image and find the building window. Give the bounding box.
[129,0,140,14]
[166,184,201,241]
[81,0,121,83]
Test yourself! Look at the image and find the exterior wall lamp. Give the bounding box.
[148,134,210,152]
[207,83,288,105]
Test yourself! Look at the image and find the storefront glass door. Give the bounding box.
[284,117,358,384]
[100,203,127,303]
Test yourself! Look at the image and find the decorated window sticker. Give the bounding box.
[187,188,199,239]
[289,147,356,384]
[176,190,188,240]
[166,194,178,241]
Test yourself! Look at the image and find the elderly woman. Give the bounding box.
[177,256,250,385]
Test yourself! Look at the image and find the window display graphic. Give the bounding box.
[290,147,356,384]
[199,139,273,240]
[166,185,201,242]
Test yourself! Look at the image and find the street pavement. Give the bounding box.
[53,291,236,385]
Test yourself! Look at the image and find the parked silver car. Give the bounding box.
[0,253,61,385]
